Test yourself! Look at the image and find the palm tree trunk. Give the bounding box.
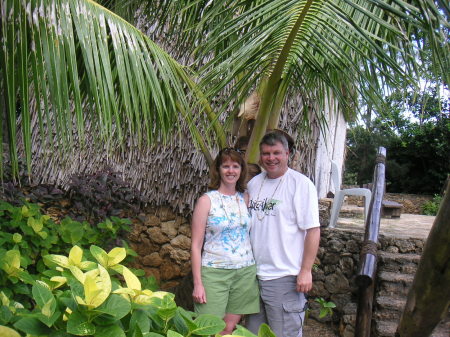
[246,0,314,163]
[396,181,450,337]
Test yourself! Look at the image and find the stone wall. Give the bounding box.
[129,200,333,289]
[312,227,425,336]
[128,206,192,289]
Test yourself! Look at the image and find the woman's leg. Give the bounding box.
[221,313,241,335]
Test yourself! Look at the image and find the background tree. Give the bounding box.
[1,0,449,178]
[345,85,449,194]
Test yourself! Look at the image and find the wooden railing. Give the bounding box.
[355,147,386,337]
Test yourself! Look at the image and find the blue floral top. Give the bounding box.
[202,190,255,269]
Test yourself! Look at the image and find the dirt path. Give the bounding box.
[303,319,339,337]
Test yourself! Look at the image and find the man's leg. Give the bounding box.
[246,295,267,334]
[259,276,307,337]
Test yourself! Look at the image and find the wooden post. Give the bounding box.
[355,278,376,337]
[396,180,450,337]
[355,147,386,337]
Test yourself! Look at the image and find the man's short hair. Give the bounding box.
[260,131,289,151]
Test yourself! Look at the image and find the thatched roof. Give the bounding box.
[11,10,327,215]
[20,93,322,215]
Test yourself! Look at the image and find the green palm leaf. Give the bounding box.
[152,0,448,160]
[0,0,215,178]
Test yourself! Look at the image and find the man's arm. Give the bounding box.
[296,227,320,293]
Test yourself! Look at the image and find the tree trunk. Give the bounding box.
[396,180,450,337]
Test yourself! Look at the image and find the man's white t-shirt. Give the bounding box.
[248,168,320,280]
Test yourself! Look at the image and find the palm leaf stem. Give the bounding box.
[247,0,315,164]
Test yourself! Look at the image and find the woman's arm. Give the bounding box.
[191,194,210,304]
[244,191,249,206]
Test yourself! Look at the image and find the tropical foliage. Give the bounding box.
[0,201,137,309]
[0,244,273,337]
[144,0,449,161]
[1,0,449,177]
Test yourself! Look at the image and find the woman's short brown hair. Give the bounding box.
[209,148,247,193]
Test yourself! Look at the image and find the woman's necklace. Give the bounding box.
[219,192,242,225]
[256,174,284,221]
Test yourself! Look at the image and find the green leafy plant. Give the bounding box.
[0,201,136,310]
[314,298,336,319]
[0,245,274,337]
[422,194,443,216]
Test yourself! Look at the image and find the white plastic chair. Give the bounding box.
[329,161,372,228]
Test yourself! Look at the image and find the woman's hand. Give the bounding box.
[192,284,207,303]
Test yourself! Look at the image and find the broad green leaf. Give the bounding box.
[32,281,53,307]
[94,324,126,337]
[192,314,226,335]
[41,298,54,318]
[36,308,61,328]
[148,292,177,320]
[131,325,144,337]
[79,261,97,270]
[1,250,21,275]
[143,333,165,337]
[79,265,111,308]
[122,266,141,290]
[60,222,84,244]
[167,330,183,337]
[177,307,197,332]
[0,325,21,337]
[50,276,67,289]
[28,217,43,233]
[16,270,35,284]
[13,317,51,335]
[107,247,126,266]
[171,309,189,336]
[32,281,56,319]
[257,324,276,337]
[68,246,84,266]
[129,310,150,335]
[96,294,131,320]
[232,325,257,337]
[69,265,86,284]
[90,246,109,267]
[44,254,69,269]
[0,306,14,324]
[67,310,95,336]
[112,287,135,297]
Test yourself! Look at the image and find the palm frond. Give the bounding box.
[0,0,212,179]
[184,0,448,113]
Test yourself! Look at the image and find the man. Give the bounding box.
[247,131,321,337]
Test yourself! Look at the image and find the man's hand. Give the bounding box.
[296,269,313,293]
[192,284,207,303]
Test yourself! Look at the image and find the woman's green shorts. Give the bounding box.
[194,264,260,317]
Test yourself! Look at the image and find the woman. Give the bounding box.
[191,148,259,334]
